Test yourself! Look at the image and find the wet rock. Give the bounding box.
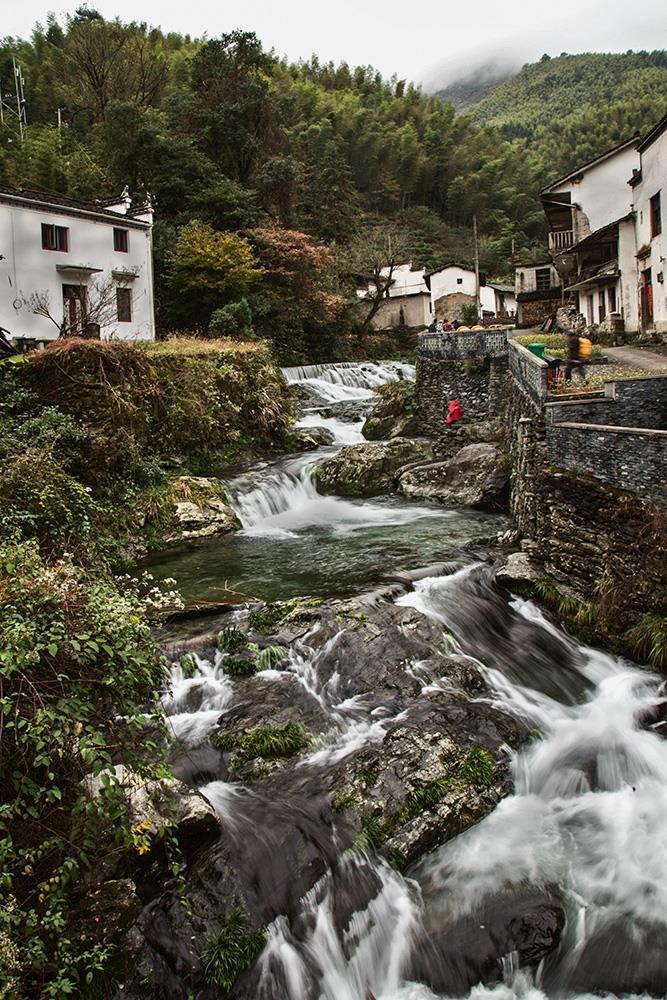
[166,476,240,544]
[84,765,219,843]
[292,426,336,449]
[497,551,543,587]
[411,891,565,993]
[433,418,505,460]
[398,443,509,510]
[315,438,434,497]
[319,400,374,423]
[362,382,419,440]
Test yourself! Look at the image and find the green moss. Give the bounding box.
[352,816,386,854]
[223,654,259,677]
[217,627,248,653]
[460,747,494,788]
[626,613,667,669]
[202,911,266,990]
[211,723,309,769]
[387,847,408,872]
[247,598,321,633]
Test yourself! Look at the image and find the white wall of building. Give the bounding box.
[546,145,638,240]
[632,128,667,334]
[379,262,428,298]
[0,193,155,343]
[429,265,477,301]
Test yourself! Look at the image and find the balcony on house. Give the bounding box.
[549,229,575,253]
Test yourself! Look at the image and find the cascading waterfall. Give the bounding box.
[144,356,665,999]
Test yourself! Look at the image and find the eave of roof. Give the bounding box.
[540,135,639,195]
[0,185,151,228]
[638,112,667,154]
[553,213,633,257]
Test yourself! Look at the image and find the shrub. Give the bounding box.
[209,298,255,339]
[0,539,170,997]
[627,613,667,669]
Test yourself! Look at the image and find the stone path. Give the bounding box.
[602,346,667,372]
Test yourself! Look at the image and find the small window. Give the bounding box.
[456,277,463,285]
[41,223,69,252]
[536,267,551,292]
[650,192,662,238]
[113,228,129,252]
[608,286,617,313]
[116,287,132,323]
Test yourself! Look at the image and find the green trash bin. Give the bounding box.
[527,343,546,359]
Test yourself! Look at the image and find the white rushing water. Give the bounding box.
[282,360,415,404]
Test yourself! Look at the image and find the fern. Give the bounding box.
[627,614,667,669]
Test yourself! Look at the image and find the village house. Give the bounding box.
[0,184,156,346]
[514,261,563,327]
[425,263,481,322]
[357,261,432,330]
[539,116,666,339]
[631,114,667,336]
[485,281,517,320]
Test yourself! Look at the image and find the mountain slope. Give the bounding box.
[465,50,667,136]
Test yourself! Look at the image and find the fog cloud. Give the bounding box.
[4,0,666,87]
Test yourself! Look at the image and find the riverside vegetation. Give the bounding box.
[0,336,294,997]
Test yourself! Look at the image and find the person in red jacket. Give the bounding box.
[445,399,462,426]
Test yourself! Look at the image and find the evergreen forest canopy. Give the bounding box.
[1,11,666,357]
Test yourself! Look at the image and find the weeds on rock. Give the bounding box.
[627,613,667,669]
[211,723,309,769]
[460,747,494,788]
[202,911,266,990]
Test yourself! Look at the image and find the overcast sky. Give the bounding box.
[4,0,667,89]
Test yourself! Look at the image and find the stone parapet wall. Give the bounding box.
[547,423,667,498]
[546,375,667,431]
[508,341,549,407]
[419,329,509,359]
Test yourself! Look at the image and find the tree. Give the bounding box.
[343,226,414,335]
[164,221,262,329]
[189,33,275,182]
[24,275,124,338]
[248,227,345,361]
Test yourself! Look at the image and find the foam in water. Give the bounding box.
[295,411,365,444]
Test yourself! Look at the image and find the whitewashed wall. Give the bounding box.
[0,197,155,342]
[632,131,667,333]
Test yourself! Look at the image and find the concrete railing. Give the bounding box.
[418,328,509,360]
[508,340,550,406]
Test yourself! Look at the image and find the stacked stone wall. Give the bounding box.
[416,356,508,435]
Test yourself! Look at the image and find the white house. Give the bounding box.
[0,184,156,345]
[357,261,432,330]
[631,113,667,336]
[425,264,478,322]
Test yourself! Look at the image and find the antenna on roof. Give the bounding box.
[0,57,27,142]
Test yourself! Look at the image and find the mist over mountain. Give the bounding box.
[431,57,521,111]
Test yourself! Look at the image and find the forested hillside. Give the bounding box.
[1,15,665,353]
[465,51,667,180]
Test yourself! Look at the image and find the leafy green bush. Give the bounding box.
[202,911,266,990]
[460,303,480,326]
[217,627,248,653]
[209,298,255,339]
[0,539,170,997]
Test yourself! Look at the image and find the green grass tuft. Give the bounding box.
[626,613,667,669]
[460,747,494,788]
[211,723,309,769]
[178,652,198,678]
[217,627,248,653]
[202,911,266,990]
[256,645,289,669]
[398,778,451,823]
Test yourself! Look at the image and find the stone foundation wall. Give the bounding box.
[547,423,667,498]
[433,291,476,322]
[416,356,508,435]
[546,375,667,431]
[506,379,666,622]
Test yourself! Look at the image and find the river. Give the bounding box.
[148,362,666,1000]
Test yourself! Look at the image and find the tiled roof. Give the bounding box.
[0,184,151,226]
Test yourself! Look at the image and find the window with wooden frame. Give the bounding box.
[113,228,129,252]
[535,267,551,292]
[41,223,69,252]
[608,285,617,313]
[116,287,132,323]
[650,192,662,238]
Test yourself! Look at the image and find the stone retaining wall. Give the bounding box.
[547,423,667,498]
[416,356,508,434]
[546,375,667,431]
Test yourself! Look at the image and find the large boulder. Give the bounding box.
[166,476,240,543]
[398,443,509,509]
[433,418,504,460]
[315,438,434,497]
[362,381,419,440]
